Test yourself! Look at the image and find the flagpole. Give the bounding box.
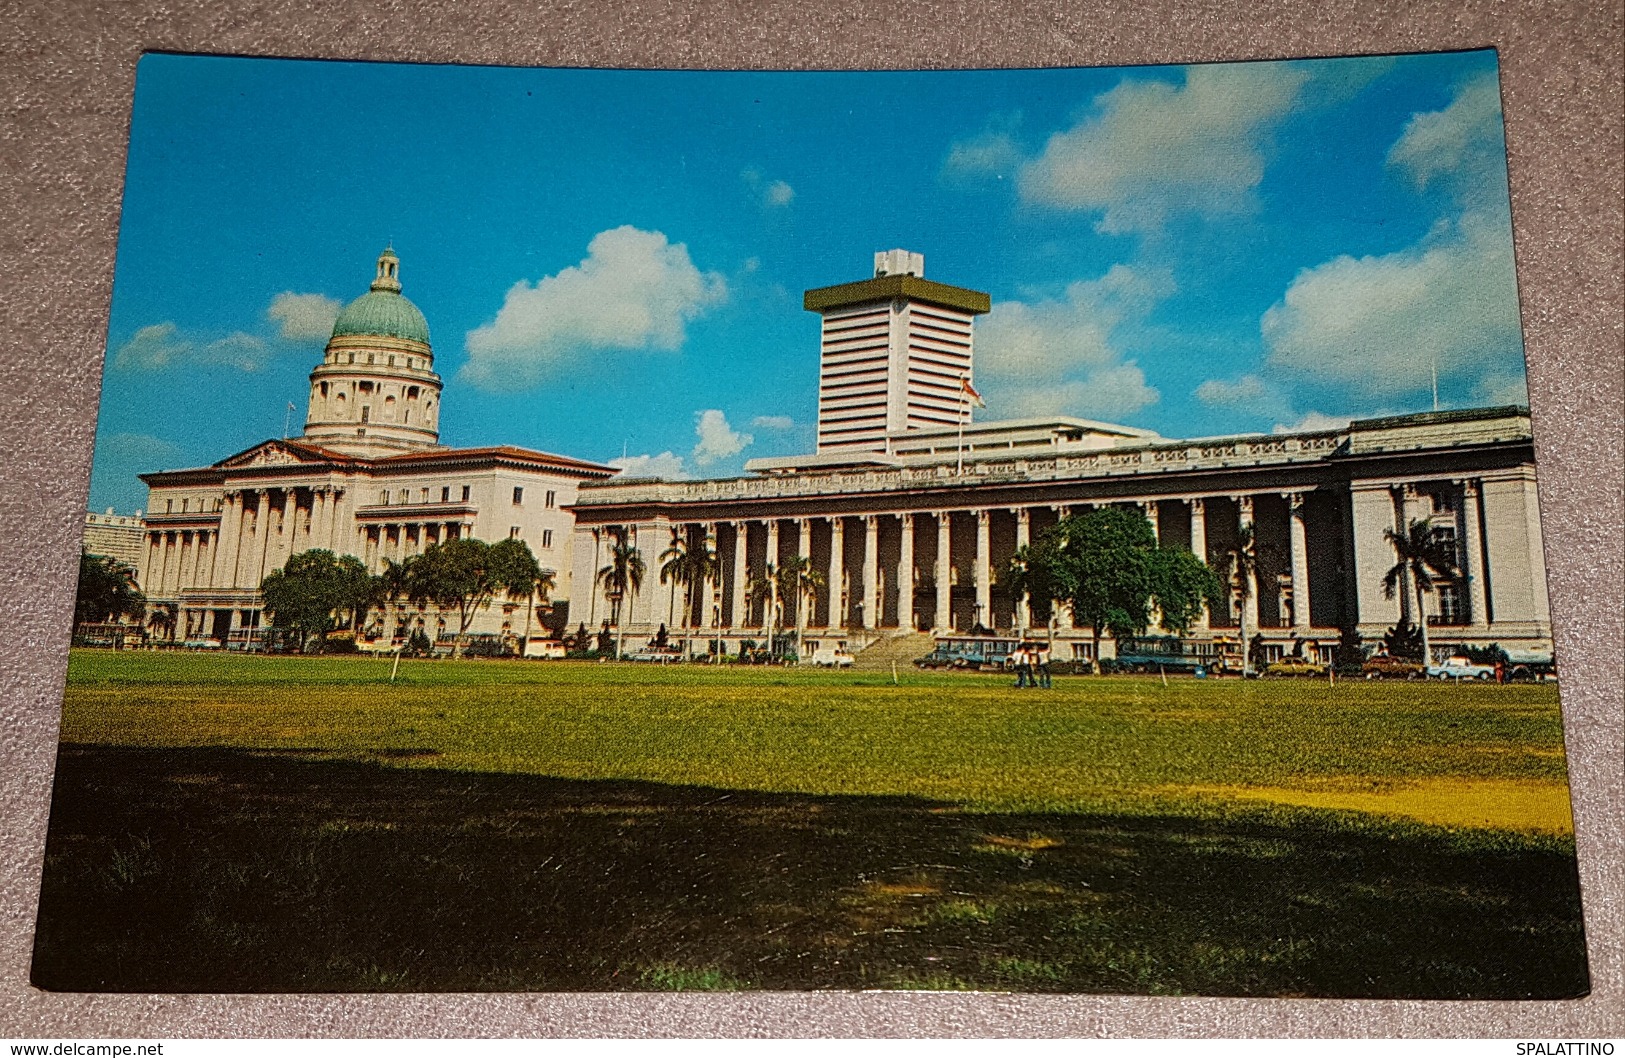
[957,379,968,476]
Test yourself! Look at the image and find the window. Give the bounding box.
[380,490,390,505]
[545,490,556,508]
[440,486,450,503]
[419,487,429,503]
[347,353,355,364]
[542,529,554,549]
[513,486,524,505]
[509,526,521,539]
[461,485,470,502]
[368,354,375,365]
[1434,582,1464,626]
[360,406,370,423]
[398,489,409,504]
[166,498,173,513]
[388,356,395,367]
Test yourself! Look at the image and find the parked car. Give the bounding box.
[1362,654,1426,680]
[1427,655,1497,680]
[808,646,854,668]
[1263,656,1328,678]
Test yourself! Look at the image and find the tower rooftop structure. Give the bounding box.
[803,250,991,454]
[301,248,445,459]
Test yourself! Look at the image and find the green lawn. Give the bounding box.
[32,650,1589,996]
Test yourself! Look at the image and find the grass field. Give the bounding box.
[32,650,1589,996]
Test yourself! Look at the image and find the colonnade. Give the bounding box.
[584,489,1337,639]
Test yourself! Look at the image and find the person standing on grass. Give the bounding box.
[1036,642,1053,689]
[1014,642,1035,689]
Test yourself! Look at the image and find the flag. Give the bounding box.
[960,376,986,409]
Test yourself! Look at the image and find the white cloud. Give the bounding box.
[1272,411,1352,435]
[975,264,1166,419]
[267,292,342,341]
[1477,372,1529,407]
[750,414,794,430]
[113,322,270,372]
[1018,62,1309,233]
[742,168,795,208]
[765,180,795,207]
[1387,72,1504,194]
[1194,373,1275,408]
[943,127,1023,181]
[1262,212,1523,399]
[691,409,752,467]
[100,431,182,465]
[611,452,691,480]
[463,226,727,391]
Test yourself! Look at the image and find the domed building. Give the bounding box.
[135,249,617,648]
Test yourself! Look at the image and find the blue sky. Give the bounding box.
[89,50,1528,512]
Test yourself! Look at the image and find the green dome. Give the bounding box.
[331,289,431,346]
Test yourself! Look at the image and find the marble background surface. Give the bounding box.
[1,0,1619,1038]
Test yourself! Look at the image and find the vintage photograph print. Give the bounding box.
[37,50,1588,996]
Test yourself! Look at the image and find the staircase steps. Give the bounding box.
[850,631,936,672]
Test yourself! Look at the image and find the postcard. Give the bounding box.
[38,50,1587,996]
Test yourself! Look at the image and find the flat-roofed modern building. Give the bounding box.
[83,508,146,569]
[569,254,1553,665]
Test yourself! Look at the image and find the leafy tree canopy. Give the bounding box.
[75,551,146,629]
[1005,507,1221,660]
[260,549,372,651]
[407,537,543,650]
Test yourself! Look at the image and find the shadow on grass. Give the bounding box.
[32,744,1589,997]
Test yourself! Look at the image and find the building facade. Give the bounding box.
[83,508,146,569]
[568,255,1553,664]
[137,250,617,644]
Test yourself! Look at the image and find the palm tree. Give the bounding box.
[659,529,718,658]
[745,562,780,659]
[1382,517,1461,669]
[373,556,416,647]
[522,566,557,647]
[146,601,178,644]
[775,554,827,659]
[1217,524,1258,675]
[595,527,645,659]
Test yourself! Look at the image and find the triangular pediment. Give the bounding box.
[214,438,346,470]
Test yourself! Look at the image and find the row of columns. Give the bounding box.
[595,490,1323,637]
[359,520,470,572]
[144,485,350,597]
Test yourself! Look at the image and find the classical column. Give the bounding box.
[1141,500,1160,541]
[935,511,953,633]
[862,515,879,630]
[1189,498,1209,634]
[243,489,270,588]
[730,520,749,630]
[828,517,846,628]
[794,518,812,632]
[764,519,781,631]
[209,493,236,588]
[974,509,991,630]
[1237,495,1258,635]
[310,489,327,551]
[1461,480,1490,627]
[1014,507,1031,632]
[1288,492,1311,633]
[897,513,916,633]
[156,532,174,596]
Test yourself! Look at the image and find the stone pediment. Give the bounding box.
[215,439,336,470]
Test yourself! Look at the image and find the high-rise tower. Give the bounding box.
[803,250,990,453]
[302,248,445,458]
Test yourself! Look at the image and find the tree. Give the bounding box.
[260,549,373,652]
[659,528,718,657]
[75,552,145,632]
[1382,517,1460,667]
[408,537,543,657]
[1381,616,1426,661]
[1214,523,1261,674]
[775,554,827,657]
[746,562,781,656]
[146,601,179,643]
[1006,507,1220,669]
[595,527,645,659]
[371,556,417,646]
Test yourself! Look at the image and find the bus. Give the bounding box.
[914,635,1021,671]
[1112,635,1243,675]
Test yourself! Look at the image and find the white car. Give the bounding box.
[1427,655,1496,680]
[808,646,855,668]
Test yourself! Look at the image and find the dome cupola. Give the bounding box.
[301,247,444,459]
